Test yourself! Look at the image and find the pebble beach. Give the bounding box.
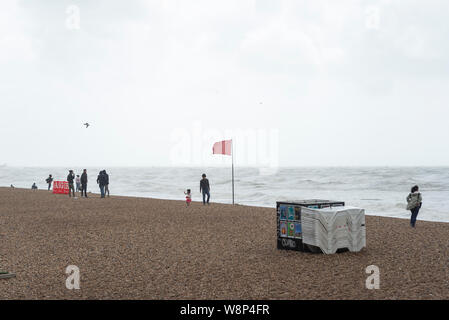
[0,187,448,300]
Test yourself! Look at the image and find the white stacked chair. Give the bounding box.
[301,206,366,254]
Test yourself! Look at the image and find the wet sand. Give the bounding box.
[0,187,448,299]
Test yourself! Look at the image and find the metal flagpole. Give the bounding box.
[232,139,234,205]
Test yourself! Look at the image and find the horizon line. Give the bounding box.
[1,165,449,168]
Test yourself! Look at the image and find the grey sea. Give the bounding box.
[1,166,448,222]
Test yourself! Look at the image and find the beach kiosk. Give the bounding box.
[277,200,366,254]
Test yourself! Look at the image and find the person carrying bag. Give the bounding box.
[406,185,422,228]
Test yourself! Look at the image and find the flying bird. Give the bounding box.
[83,123,90,128]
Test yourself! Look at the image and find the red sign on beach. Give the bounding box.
[53,181,69,194]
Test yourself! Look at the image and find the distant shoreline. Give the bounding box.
[1,186,448,224]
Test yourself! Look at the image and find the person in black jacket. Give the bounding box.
[103,170,110,197]
[80,169,88,198]
[67,170,75,197]
[45,174,53,191]
[97,170,107,198]
[200,173,210,205]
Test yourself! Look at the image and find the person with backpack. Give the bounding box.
[45,174,53,191]
[67,170,75,197]
[406,185,423,228]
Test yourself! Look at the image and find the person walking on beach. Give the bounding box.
[407,185,422,228]
[67,170,76,197]
[45,174,53,191]
[80,169,88,198]
[97,170,107,198]
[184,189,192,206]
[75,175,81,192]
[31,183,38,190]
[200,173,210,205]
[103,170,110,197]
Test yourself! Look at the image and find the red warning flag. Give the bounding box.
[212,139,232,155]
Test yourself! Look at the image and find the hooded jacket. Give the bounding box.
[67,172,75,184]
[97,172,107,187]
[406,192,422,210]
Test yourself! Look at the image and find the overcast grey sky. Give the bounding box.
[1,0,448,167]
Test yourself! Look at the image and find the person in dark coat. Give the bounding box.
[103,170,110,197]
[200,173,210,205]
[97,171,107,198]
[67,170,75,197]
[80,169,88,198]
[45,174,53,191]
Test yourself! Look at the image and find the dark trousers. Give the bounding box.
[81,183,88,197]
[410,206,420,227]
[202,190,210,204]
[48,183,51,191]
[68,183,75,197]
[100,185,105,198]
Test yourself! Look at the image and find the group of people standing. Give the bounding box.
[66,169,89,198]
[45,169,110,198]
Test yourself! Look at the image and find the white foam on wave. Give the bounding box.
[1,166,448,223]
